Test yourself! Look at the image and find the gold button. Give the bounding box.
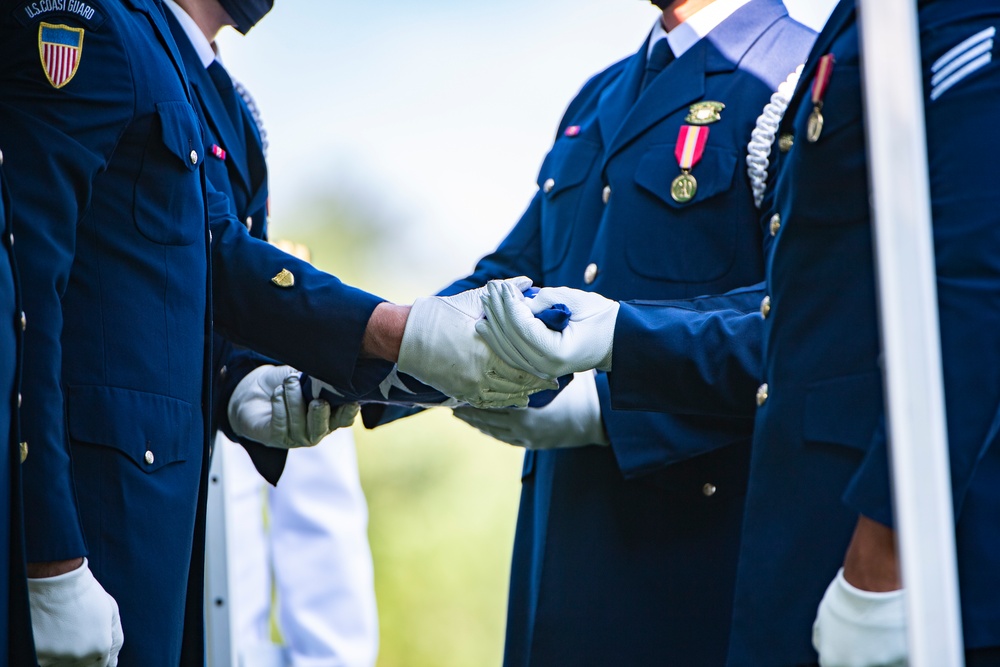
[19,442,27,464]
[602,185,611,204]
[756,383,769,407]
[19,312,25,332]
[189,150,199,165]
[760,295,771,319]
[144,450,155,465]
[542,178,555,194]
[245,216,253,231]
[219,365,227,380]
[702,483,717,497]
[769,214,781,237]
[583,263,598,285]
[778,133,794,153]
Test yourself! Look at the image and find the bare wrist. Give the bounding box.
[842,514,901,592]
[27,557,85,579]
[361,302,411,362]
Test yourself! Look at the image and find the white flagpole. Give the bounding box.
[205,435,238,667]
[856,0,964,664]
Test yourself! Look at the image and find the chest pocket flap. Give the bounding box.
[802,371,882,452]
[67,385,194,473]
[133,102,205,246]
[157,101,201,171]
[536,139,601,197]
[635,143,737,209]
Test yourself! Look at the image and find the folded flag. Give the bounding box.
[302,290,572,409]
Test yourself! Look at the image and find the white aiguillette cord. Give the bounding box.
[746,65,803,209]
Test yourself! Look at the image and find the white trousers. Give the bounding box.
[221,429,379,667]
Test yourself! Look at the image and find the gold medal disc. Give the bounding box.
[807,108,824,143]
[671,172,698,203]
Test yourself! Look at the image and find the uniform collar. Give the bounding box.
[163,0,216,69]
[648,0,755,60]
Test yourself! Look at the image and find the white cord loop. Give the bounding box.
[747,65,803,209]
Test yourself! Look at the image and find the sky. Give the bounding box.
[218,0,839,299]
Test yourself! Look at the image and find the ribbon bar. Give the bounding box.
[675,125,710,171]
[812,53,836,106]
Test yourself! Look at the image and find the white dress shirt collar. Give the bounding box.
[648,0,754,61]
[163,0,217,69]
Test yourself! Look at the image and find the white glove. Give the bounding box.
[453,370,609,449]
[812,568,908,667]
[397,277,557,409]
[476,281,620,380]
[228,365,358,449]
[29,558,124,667]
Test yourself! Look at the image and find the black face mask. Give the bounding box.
[218,0,274,34]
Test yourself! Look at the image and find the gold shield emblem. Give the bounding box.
[685,101,725,125]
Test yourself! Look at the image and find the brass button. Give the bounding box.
[602,185,611,204]
[702,483,717,497]
[769,214,781,237]
[760,295,771,319]
[583,263,598,285]
[219,365,227,380]
[245,216,253,231]
[756,383,769,407]
[144,450,155,465]
[19,312,25,332]
[19,442,27,464]
[542,178,555,194]
[778,133,794,153]
[189,150,199,165]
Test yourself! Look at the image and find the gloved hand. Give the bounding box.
[397,277,558,409]
[812,568,908,667]
[29,558,124,667]
[453,369,608,449]
[476,281,619,380]
[228,364,358,449]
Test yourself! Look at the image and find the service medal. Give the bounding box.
[671,125,709,204]
[807,54,836,143]
[806,109,824,143]
[671,172,698,203]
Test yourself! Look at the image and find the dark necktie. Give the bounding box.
[207,60,242,127]
[641,38,675,93]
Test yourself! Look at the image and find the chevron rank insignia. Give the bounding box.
[39,23,84,89]
[686,101,725,125]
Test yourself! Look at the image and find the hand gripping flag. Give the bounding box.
[303,290,573,410]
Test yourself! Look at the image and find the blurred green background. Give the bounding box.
[274,191,525,667]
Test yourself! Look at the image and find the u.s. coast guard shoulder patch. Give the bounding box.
[38,22,84,88]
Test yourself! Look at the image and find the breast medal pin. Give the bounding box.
[685,101,725,125]
[671,125,710,203]
[807,54,836,143]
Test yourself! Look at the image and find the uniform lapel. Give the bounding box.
[596,43,647,151]
[240,102,269,216]
[783,0,855,124]
[163,9,253,194]
[603,0,790,164]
